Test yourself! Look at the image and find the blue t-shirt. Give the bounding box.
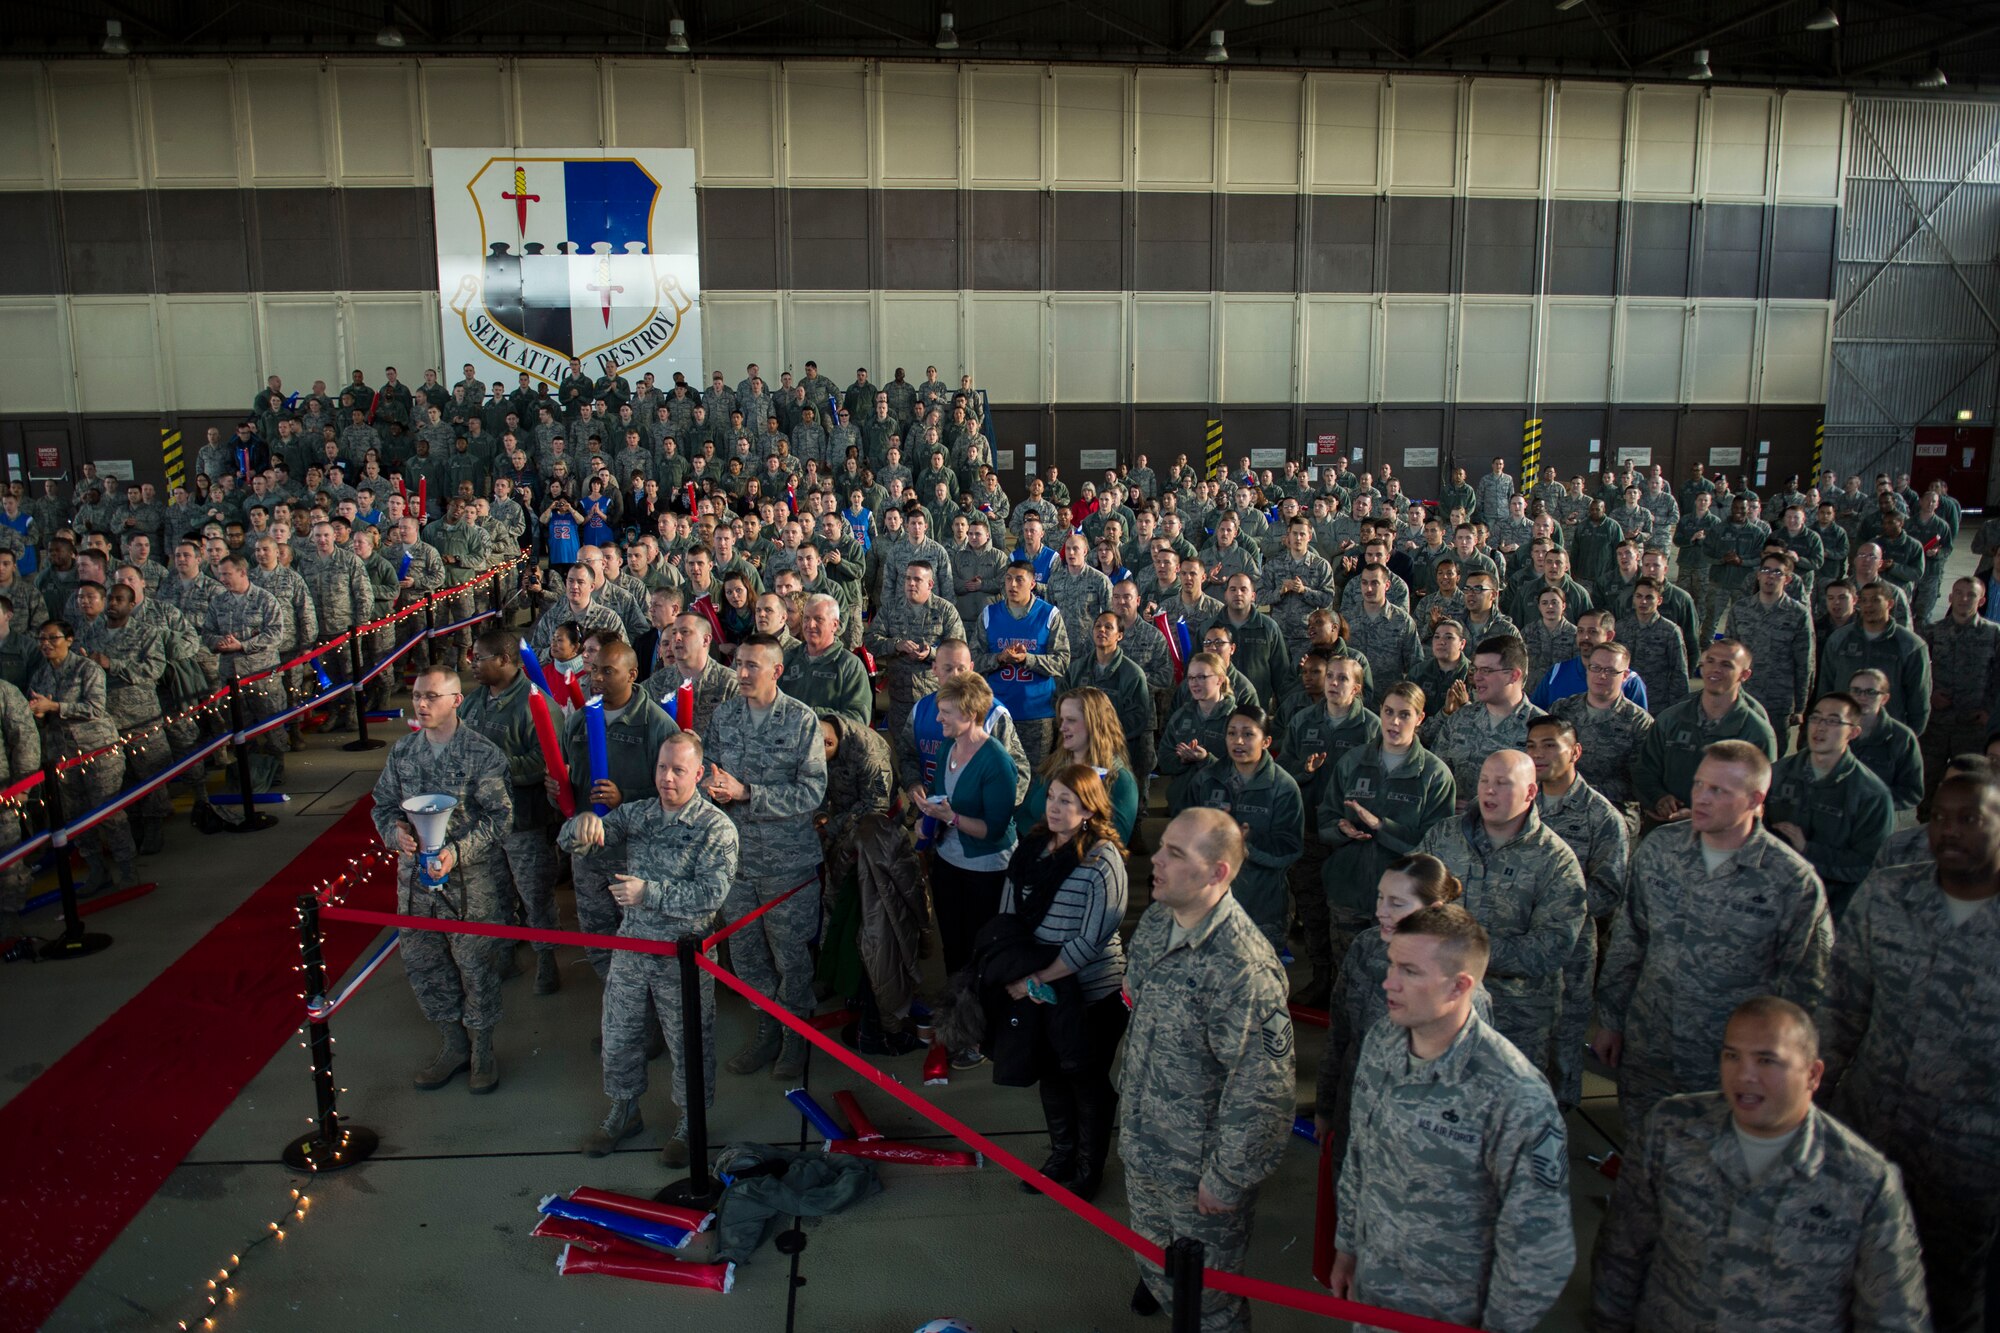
[1528,657,1650,711]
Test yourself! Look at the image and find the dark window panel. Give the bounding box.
[972,189,1044,291]
[1698,201,1765,299]
[1385,196,1452,294]
[881,189,958,290]
[1134,193,1211,292]
[1769,204,1836,301]
[0,194,63,296]
[341,188,436,291]
[62,190,153,295]
[1547,198,1617,297]
[1307,194,1376,292]
[154,189,250,293]
[253,189,341,291]
[1627,200,1693,298]
[1462,197,1537,295]
[787,188,870,286]
[1222,194,1297,293]
[1048,190,1117,291]
[697,187,780,290]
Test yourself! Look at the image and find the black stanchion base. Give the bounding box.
[38,930,113,961]
[224,812,280,833]
[657,1175,723,1211]
[341,738,387,752]
[282,1123,380,1172]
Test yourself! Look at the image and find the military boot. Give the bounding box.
[580,1099,643,1157]
[659,1118,690,1169]
[725,1018,781,1075]
[468,1027,499,1094]
[534,950,562,995]
[770,1030,807,1081]
[412,1021,470,1090]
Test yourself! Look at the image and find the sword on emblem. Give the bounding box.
[587,255,624,328]
[501,167,539,233]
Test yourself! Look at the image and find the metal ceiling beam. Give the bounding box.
[1845,17,2000,76]
[1413,0,1517,60]
[1175,0,1235,53]
[1634,0,1798,67]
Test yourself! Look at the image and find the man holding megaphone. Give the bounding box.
[372,663,516,1094]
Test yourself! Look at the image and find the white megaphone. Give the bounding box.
[402,794,458,893]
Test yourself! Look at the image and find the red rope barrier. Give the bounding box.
[700,876,810,948]
[318,904,678,959]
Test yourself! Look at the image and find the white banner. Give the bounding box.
[431,149,702,389]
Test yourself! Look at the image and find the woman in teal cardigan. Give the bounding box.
[1014,688,1140,844]
[908,671,1019,1004]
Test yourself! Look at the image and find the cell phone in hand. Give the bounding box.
[1026,978,1057,1005]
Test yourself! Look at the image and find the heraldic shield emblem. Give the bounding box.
[434,149,702,387]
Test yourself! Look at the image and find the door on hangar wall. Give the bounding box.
[1912,426,1993,509]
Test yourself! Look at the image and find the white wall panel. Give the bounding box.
[516,60,603,149]
[695,62,778,183]
[1051,299,1123,401]
[1053,70,1127,187]
[1304,299,1374,401]
[1621,303,1688,401]
[608,62,690,150]
[967,297,1044,404]
[163,296,258,411]
[1544,302,1614,402]
[334,63,422,184]
[1134,299,1211,401]
[699,296,782,382]
[1309,77,1382,189]
[146,62,240,185]
[422,62,511,150]
[1554,85,1624,195]
[787,296,872,388]
[1706,92,1773,198]
[345,295,438,388]
[1630,87,1700,197]
[0,302,73,412]
[1468,80,1542,194]
[785,63,870,185]
[1224,75,1302,190]
[1761,304,1830,402]
[258,296,342,398]
[1383,300,1450,400]
[70,299,161,411]
[968,68,1042,186]
[1136,72,1214,188]
[50,65,142,187]
[244,65,328,183]
[1777,94,1845,201]
[0,65,51,187]
[1220,299,1294,402]
[881,67,960,185]
[881,295,961,384]
[1388,80,1458,191]
[1457,302,1533,400]
[1692,303,1758,402]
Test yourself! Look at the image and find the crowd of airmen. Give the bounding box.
[4,354,1997,1332]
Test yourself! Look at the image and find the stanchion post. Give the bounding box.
[659,933,722,1210]
[283,892,379,1172]
[223,671,277,833]
[1166,1237,1206,1333]
[422,596,438,666]
[36,739,111,961]
[342,633,385,752]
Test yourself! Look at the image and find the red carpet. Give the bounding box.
[0,798,393,1332]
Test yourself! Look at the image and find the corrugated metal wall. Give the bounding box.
[1828,96,2000,484]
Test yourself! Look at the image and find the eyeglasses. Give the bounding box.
[1584,664,1625,677]
[1201,640,1230,650]
[410,690,461,703]
[1471,665,1511,677]
[1848,686,1885,698]
[1807,714,1858,728]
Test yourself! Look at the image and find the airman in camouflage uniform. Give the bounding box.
[1593,1087,1931,1333]
[458,632,561,994]
[370,670,514,1092]
[1551,687,1655,812]
[1120,810,1294,1331]
[864,566,964,733]
[78,588,172,854]
[1727,563,1816,749]
[1818,777,2000,1332]
[1431,690,1544,806]
[299,524,373,726]
[0,679,40,927]
[1257,523,1337,663]
[706,638,829,1080]
[641,613,739,737]
[1596,806,1831,1132]
[528,570,624,662]
[1336,944,1575,1332]
[564,733,738,1165]
[1415,764,1586,1078]
[201,560,289,807]
[1917,577,2000,795]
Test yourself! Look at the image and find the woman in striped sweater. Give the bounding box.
[997,764,1129,1203]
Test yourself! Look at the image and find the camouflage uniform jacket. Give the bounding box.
[556,794,738,940]
[704,692,829,879]
[1918,612,2000,718]
[1619,613,1692,709]
[1592,1094,1931,1333]
[1117,893,1294,1207]
[249,565,317,651]
[201,584,286,674]
[1416,806,1586,1015]
[1596,823,1831,1088]
[1257,550,1337,646]
[1550,694,1656,810]
[641,655,739,738]
[1819,862,2000,1187]
[1535,776,1630,921]
[369,723,513,869]
[1431,696,1546,798]
[1044,564,1114,644]
[299,547,373,633]
[77,620,165,726]
[29,652,118,749]
[1728,593,1816,720]
[1337,1011,1575,1333]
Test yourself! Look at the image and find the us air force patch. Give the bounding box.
[1528,1121,1568,1188]
[1260,1005,1294,1060]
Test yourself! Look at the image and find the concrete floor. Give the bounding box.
[11,532,1981,1333]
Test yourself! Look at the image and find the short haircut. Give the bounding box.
[1176,806,1245,879]
[1528,715,1578,744]
[1727,995,1819,1063]
[414,663,462,693]
[1816,691,1861,721]
[474,627,519,662]
[1591,640,1632,667]
[1394,903,1491,979]
[1703,738,1774,790]
[660,730,705,764]
[1473,634,1528,677]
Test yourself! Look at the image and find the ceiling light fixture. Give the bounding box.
[1916,60,1947,88]
[1687,47,1712,80]
[1804,6,1839,31]
[1205,29,1228,63]
[375,23,405,47]
[1555,0,1587,11]
[936,12,959,50]
[102,19,130,56]
[666,18,690,53]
